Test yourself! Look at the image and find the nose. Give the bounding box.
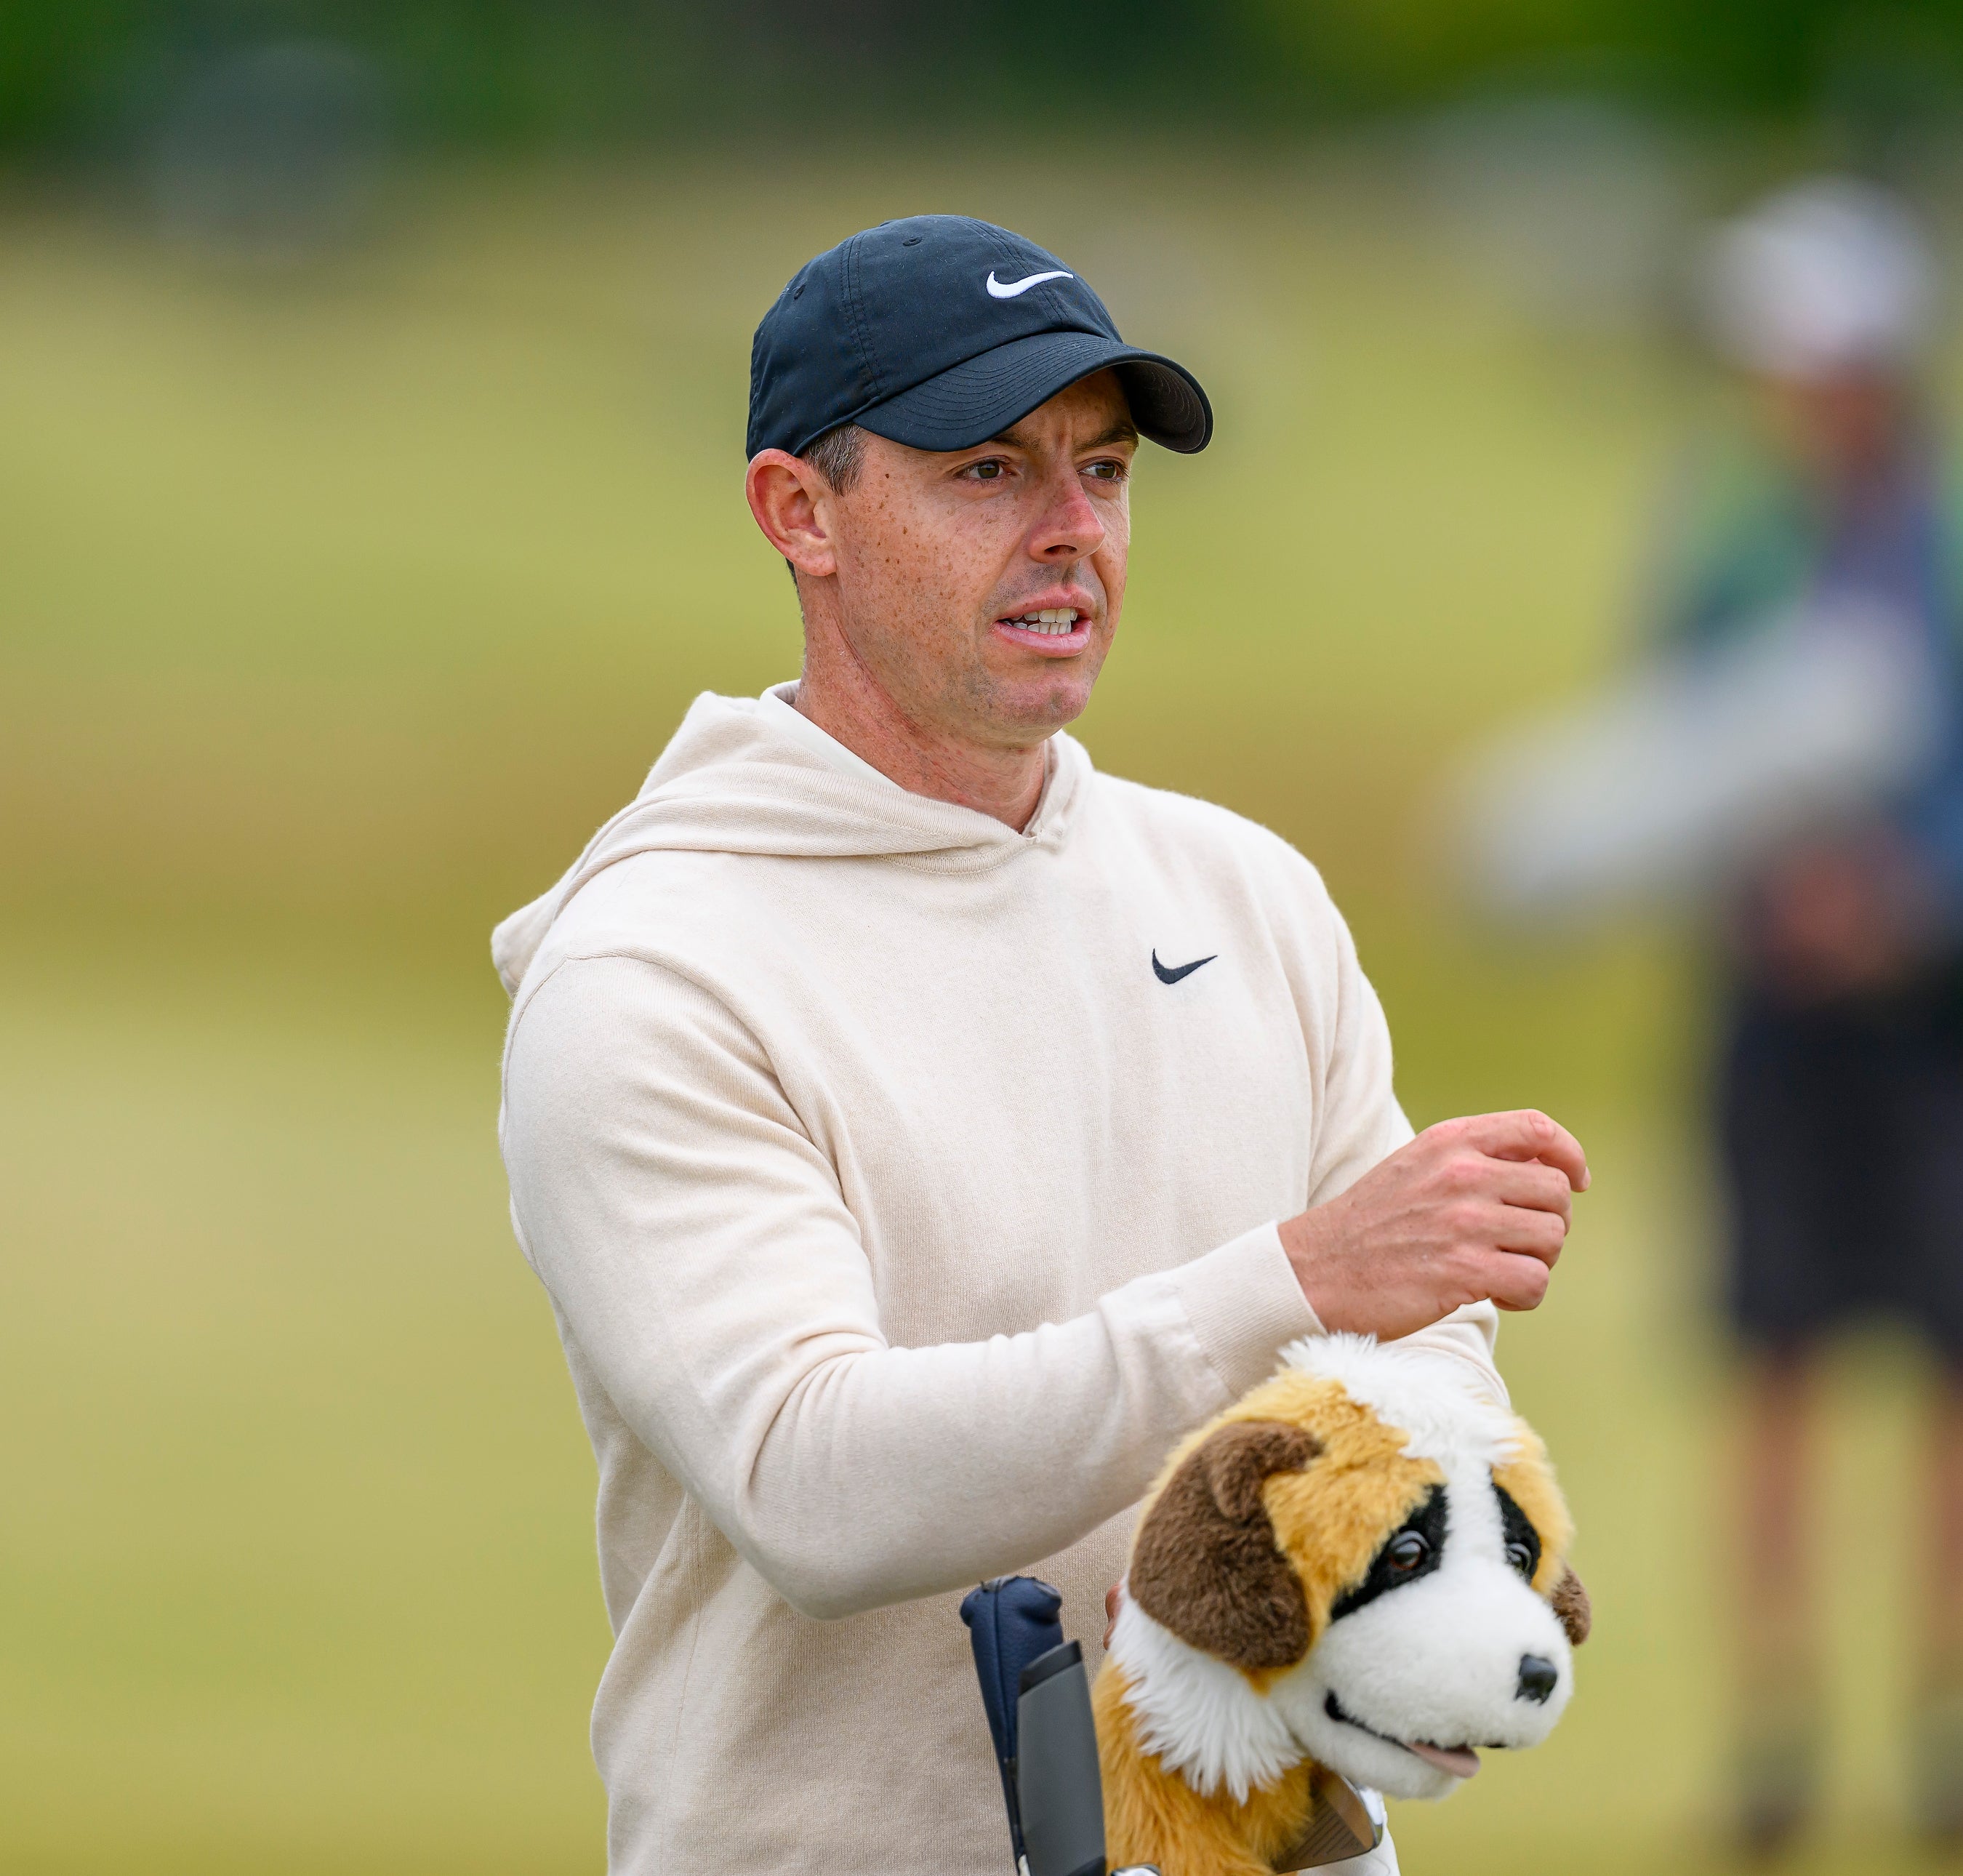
[1029,470,1105,564]
[1515,1654,1558,1704]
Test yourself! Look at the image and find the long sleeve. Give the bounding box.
[501,953,1322,1622]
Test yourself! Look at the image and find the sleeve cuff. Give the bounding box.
[1390,1304,1510,1408]
[1168,1219,1324,1401]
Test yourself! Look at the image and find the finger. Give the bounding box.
[1490,1203,1567,1262]
[1486,1158,1574,1225]
[1472,1248,1554,1312]
[1458,1110,1589,1191]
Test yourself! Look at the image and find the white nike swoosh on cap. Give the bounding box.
[985,269,1073,298]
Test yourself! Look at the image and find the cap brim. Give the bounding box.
[851,329,1213,455]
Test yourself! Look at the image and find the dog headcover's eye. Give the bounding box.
[1329,1484,1447,1621]
[1128,1418,1322,1671]
[1493,1481,1541,1584]
[1492,1468,1594,1645]
[1385,1531,1430,1573]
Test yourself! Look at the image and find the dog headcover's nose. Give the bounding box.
[1515,1654,1557,1704]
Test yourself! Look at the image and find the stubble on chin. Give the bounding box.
[944,633,1107,745]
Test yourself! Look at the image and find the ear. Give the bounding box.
[1128,1419,1322,1672]
[745,449,840,582]
[1550,1565,1591,1647]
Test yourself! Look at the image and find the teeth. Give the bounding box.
[1012,608,1079,635]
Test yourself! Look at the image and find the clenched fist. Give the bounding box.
[1277,1110,1588,1341]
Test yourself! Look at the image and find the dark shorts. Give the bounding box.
[1720,977,1963,1363]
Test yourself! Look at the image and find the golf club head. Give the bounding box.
[1273,1765,1386,1870]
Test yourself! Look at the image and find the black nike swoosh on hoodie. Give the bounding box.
[1152,950,1216,985]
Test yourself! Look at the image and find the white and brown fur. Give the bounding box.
[1095,1335,1590,1875]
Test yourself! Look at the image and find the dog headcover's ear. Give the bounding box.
[1128,1419,1322,1672]
[1551,1566,1591,1647]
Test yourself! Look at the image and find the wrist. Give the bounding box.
[1277,1208,1334,1325]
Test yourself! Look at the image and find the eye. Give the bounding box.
[1083,458,1127,483]
[1330,1485,1446,1622]
[1386,1531,1431,1573]
[1493,1482,1543,1584]
[963,458,1008,482]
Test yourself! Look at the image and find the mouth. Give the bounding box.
[993,606,1093,656]
[1324,1691,1482,1781]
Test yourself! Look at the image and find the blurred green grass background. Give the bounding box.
[2,153,1956,1874]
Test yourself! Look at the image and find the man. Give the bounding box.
[1669,180,1963,1853]
[494,215,1586,1875]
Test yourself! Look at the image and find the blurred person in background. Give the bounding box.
[1658,179,1963,1854]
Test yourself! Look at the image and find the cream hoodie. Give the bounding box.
[495,684,1499,1875]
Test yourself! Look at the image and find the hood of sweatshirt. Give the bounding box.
[491,685,1091,997]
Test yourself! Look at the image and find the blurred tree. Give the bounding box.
[3,0,1963,151]
[1237,0,1638,107]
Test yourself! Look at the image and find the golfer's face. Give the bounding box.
[1763,369,1905,481]
[832,371,1136,744]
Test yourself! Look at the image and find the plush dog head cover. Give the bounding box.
[1109,1334,1586,1804]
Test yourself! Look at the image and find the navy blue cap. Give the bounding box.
[747,215,1213,460]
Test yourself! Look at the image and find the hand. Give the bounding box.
[1277,1110,1587,1341]
[1747,833,1934,1001]
[1104,1582,1123,1649]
